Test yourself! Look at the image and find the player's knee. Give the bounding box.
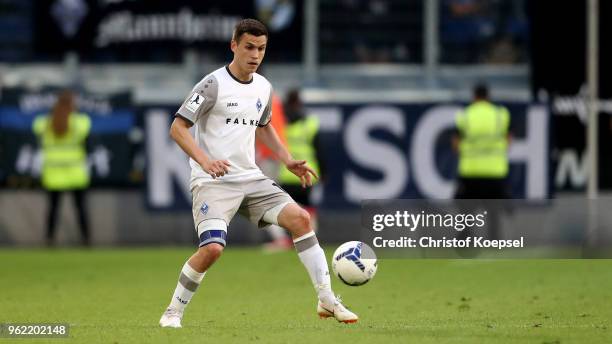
[198,243,224,261]
[291,209,311,232]
[196,219,227,257]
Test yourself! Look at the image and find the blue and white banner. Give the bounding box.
[0,88,139,187]
[144,102,550,210]
[33,0,302,62]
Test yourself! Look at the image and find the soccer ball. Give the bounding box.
[331,241,378,286]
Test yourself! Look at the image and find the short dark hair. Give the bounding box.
[473,83,489,99]
[233,19,268,42]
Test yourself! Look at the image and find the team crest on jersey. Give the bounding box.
[256,98,262,113]
[186,92,204,112]
[200,202,209,215]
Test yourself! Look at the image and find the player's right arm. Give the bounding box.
[171,75,229,179]
[169,117,229,178]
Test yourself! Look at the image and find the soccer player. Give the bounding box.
[159,18,357,328]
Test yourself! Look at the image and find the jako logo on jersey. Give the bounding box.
[227,102,238,107]
[225,118,260,126]
[256,98,262,112]
[200,202,209,215]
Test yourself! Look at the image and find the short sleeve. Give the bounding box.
[257,87,273,127]
[176,75,218,124]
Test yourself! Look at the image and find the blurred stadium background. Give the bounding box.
[0,0,611,248]
[2,2,612,343]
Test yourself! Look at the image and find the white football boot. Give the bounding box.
[159,308,183,328]
[317,296,358,323]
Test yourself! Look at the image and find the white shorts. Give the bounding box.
[191,177,294,232]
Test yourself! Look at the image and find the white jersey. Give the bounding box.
[176,66,273,187]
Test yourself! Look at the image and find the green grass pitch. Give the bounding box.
[0,248,610,343]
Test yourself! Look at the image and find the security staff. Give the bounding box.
[453,83,511,199]
[256,93,291,251]
[453,84,512,243]
[279,89,324,230]
[33,91,91,246]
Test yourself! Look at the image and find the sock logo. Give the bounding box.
[176,296,189,305]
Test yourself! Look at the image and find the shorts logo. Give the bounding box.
[200,202,209,215]
[256,98,262,113]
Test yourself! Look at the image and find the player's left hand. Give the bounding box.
[286,160,318,188]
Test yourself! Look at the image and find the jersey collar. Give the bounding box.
[225,65,253,84]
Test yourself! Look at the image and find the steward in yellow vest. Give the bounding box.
[278,90,324,209]
[33,113,91,190]
[453,84,511,199]
[32,91,91,246]
[279,116,320,187]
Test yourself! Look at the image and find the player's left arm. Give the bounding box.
[256,124,318,187]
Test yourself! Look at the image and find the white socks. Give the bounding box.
[168,261,206,311]
[166,233,335,313]
[293,232,335,307]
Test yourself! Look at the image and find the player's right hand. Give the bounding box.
[201,159,231,179]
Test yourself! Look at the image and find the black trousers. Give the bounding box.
[454,177,510,199]
[281,184,312,207]
[46,190,90,244]
[454,177,510,241]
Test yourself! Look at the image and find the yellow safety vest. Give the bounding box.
[279,116,320,185]
[33,113,91,190]
[456,101,510,178]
